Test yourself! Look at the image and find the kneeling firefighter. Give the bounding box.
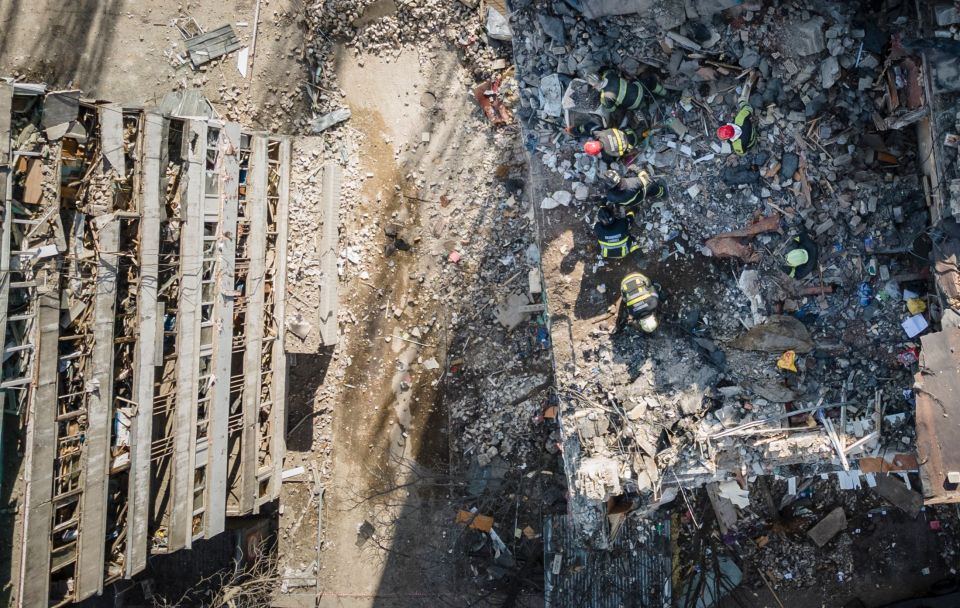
[614,272,660,334]
[602,169,666,213]
[594,206,640,259]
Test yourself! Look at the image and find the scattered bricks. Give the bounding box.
[816,219,835,235]
[807,506,847,547]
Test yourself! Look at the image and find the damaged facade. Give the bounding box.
[0,82,290,606]
[506,0,960,561]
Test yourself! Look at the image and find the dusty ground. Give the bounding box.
[0,0,307,131]
[277,41,551,606]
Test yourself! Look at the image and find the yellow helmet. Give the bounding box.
[786,248,809,267]
[639,314,658,333]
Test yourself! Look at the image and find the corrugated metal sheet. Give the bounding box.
[544,514,671,608]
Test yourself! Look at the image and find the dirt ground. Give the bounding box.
[0,0,307,131]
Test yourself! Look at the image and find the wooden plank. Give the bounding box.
[0,82,11,160]
[187,25,241,67]
[100,103,125,178]
[23,159,42,204]
[0,82,16,604]
[206,122,240,538]
[127,113,163,577]
[76,218,120,600]
[170,120,206,550]
[269,138,291,501]
[185,24,237,49]
[318,163,342,347]
[240,135,268,513]
[19,290,60,607]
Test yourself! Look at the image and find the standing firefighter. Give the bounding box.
[590,69,667,113]
[614,272,660,334]
[594,206,640,259]
[602,169,666,213]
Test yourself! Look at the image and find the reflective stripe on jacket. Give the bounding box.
[732,104,757,155]
[600,73,644,111]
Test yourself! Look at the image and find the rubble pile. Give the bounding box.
[509,0,940,538]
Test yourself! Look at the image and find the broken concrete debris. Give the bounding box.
[508,3,958,594]
[807,506,847,548]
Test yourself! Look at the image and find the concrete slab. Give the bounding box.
[873,475,923,518]
[127,113,163,577]
[807,506,847,547]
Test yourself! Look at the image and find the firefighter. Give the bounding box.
[594,205,640,259]
[613,272,661,334]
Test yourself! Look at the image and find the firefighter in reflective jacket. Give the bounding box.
[570,123,639,159]
[717,103,758,155]
[614,272,660,334]
[603,169,666,212]
[594,206,639,259]
[590,69,667,112]
[716,71,759,155]
[782,231,819,279]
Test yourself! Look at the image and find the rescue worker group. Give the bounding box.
[565,68,814,335]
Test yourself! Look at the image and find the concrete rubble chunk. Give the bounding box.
[820,56,841,89]
[537,13,566,45]
[310,108,351,133]
[872,475,923,518]
[578,0,655,19]
[807,506,846,547]
[787,17,826,57]
[730,315,814,353]
[575,456,622,500]
[935,3,960,26]
[486,7,512,41]
[539,74,563,118]
[496,292,532,330]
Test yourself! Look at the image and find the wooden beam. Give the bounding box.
[317,163,342,347]
[127,113,163,576]
[270,137,291,500]
[240,135,268,513]
[19,290,60,607]
[170,119,206,550]
[206,122,240,537]
[99,103,125,178]
[75,218,120,600]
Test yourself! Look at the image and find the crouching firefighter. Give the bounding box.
[589,69,667,113]
[594,206,640,259]
[576,125,640,159]
[603,169,666,213]
[782,231,819,279]
[614,272,661,334]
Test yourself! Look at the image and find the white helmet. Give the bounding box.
[639,314,658,334]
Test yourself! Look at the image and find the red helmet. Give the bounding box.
[717,124,735,140]
[584,140,602,156]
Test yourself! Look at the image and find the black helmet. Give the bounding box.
[601,169,622,189]
[597,206,615,226]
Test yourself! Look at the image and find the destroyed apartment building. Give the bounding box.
[0,82,291,606]
[505,0,960,551]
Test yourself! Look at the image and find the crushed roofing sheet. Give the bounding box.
[544,514,671,608]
